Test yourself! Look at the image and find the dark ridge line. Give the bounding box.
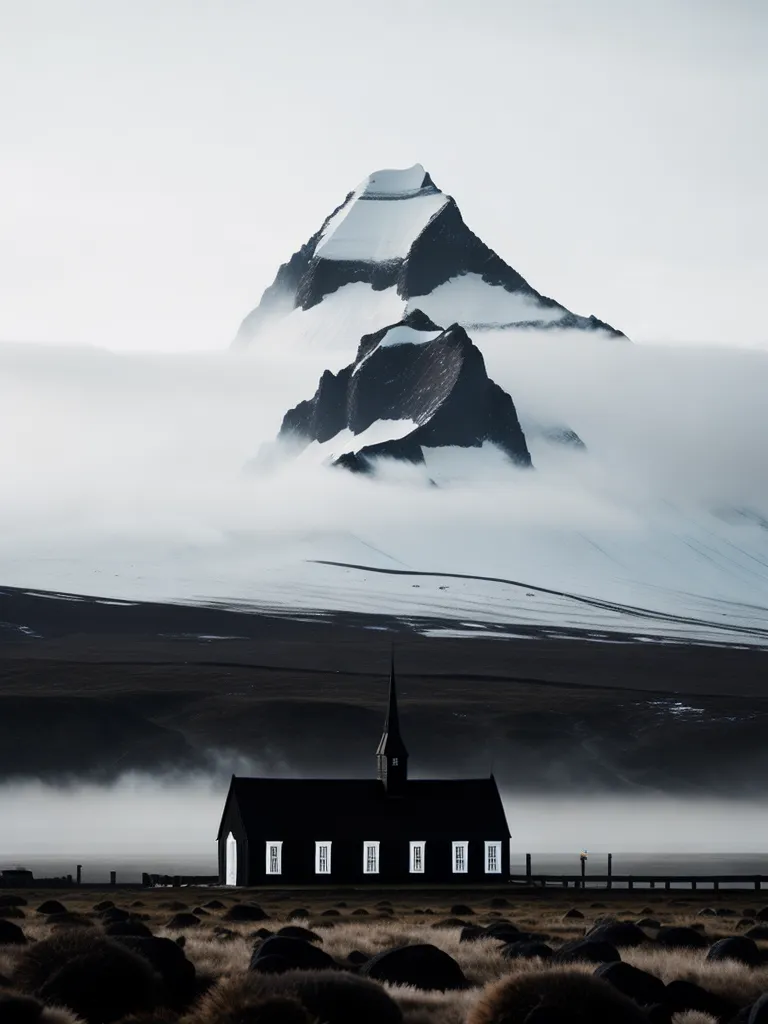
[311,560,768,639]
[4,658,766,704]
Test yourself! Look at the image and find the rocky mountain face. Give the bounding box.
[277,310,532,473]
[235,164,625,346]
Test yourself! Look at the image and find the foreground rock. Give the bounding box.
[360,943,469,991]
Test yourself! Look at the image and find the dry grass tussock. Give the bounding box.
[2,888,768,1022]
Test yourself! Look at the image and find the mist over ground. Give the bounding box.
[1,333,767,633]
[2,773,767,881]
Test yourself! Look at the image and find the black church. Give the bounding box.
[217,659,511,885]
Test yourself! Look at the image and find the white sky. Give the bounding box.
[1,0,766,352]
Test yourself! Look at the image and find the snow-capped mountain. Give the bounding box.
[275,309,532,473]
[234,164,625,354]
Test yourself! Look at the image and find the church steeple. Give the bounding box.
[376,651,409,795]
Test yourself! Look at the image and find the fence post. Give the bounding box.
[110,871,116,886]
[607,854,612,890]
[76,865,82,885]
[526,854,532,882]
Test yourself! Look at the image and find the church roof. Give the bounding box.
[217,776,510,841]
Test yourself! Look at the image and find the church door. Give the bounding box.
[225,832,238,886]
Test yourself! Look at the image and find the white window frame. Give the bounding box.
[315,841,332,874]
[265,840,283,875]
[484,840,502,874]
[452,840,468,874]
[410,840,425,873]
[363,840,380,874]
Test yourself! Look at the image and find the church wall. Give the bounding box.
[238,833,509,885]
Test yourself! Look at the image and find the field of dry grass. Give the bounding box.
[2,887,768,1023]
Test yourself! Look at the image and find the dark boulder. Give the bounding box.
[265,969,403,1024]
[99,907,130,924]
[460,926,487,943]
[738,917,757,929]
[158,901,187,912]
[587,922,648,948]
[320,909,340,917]
[594,962,666,1006]
[450,904,474,916]
[104,919,153,938]
[276,926,322,944]
[251,928,274,940]
[756,907,768,921]
[697,907,718,917]
[562,909,584,920]
[250,955,291,975]
[655,926,707,949]
[749,993,768,1023]
[715,907,737,917]
[290,908,309,918]
[35,900,66,916]
[250,936,336,972]
[489,897,510,908]
[553,940,621,965]
[352,908,369,916]
[224,903,270,923]
[46,912,93,929]
[636,918,660,929]
[346,950,369,966]
[0,896,27,908]
[0,908,24,920]
[13,932,160,1023]
[746,925,768,940]
[430,917,468,929]
[165,913,200,931]
[114,935,196,1010]
[664,979,739,1022]
[0,919,26,946]
[501,941,553,960]
[93,901,115,912]
[361,943,468,991]
[203,900,225,910]
[706,936,763,967]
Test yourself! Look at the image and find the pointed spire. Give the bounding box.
[376,646,408,794]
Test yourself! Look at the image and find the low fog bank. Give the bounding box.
[2,774,767,882]
[0,335,767,621]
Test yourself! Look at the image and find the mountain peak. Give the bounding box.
[234,164,625,349]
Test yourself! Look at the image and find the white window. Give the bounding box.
[392,758,399,766]
[225,832,237,886]
[452,841,468,873]
[485,840,502,874]
[363,841,380,874]
[410,840,425,873]
[265,841,283,875]
[315,841,331,874]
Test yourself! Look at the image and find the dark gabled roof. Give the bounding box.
[217,775,510,841]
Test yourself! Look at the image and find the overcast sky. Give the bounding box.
[1,0,766,352]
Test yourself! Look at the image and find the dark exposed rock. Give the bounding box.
[14,932,160,1023]
[224,903,270,923]
[250,954,291,975]
[35,900,66,916]
[0,908,24,920]
[114,935,196,1010]
[594,961,666,1006]
[93,901,115,912]
[562,908,584,920]
[664,979,739,1022]
[0,896,27,908]
[346,950,369,966]
[262,969,404,1024]
[749,993,768,1023]
[489,898,511,908]
[655,926,708,949]
[274,313,532,474]
[99,908,130,923]
[320,909,341,917]
[470,970,647,1024]
[706,935,763,966]
[430,918,469,929]
[250,936,336,972]
[459,926,487,943]
[746,925,768,940]
[586,922,648,948]
[203,900,225,910]
[46,912,93,929]
[290,908,309,919]
[104,919,154,938]
[756,907,768,921]
[0,919,26,946]
[251,928,274,940]
[351,908,369,916]
[360,942,468,991]
[450,904,475,916]
[697,907,717,917]
[500,940,553,960]
[715,907,737,917]
[636,918,660,929]
[553,939,621,965]
[166,913,200,931]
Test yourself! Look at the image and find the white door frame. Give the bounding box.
[225,832,238,886]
